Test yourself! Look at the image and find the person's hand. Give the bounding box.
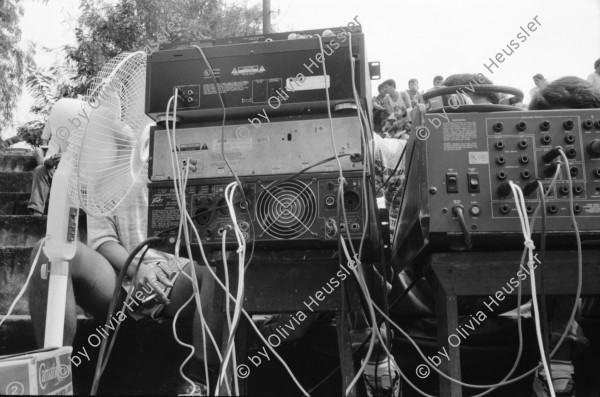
[134,261,175,305]
[52,153,61,166]
[44,153,61,168]
[382,120,393,132]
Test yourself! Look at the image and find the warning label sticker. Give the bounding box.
[203,81,249,95]
[179,143,209,151]
[443,121,478,151]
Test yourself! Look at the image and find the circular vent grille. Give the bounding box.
[256,180,317,239]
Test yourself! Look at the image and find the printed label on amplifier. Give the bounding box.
[203,68,220,78]
[212,138,252,152]
[583,203,600,214]
[468,151,489,164]
[149,188,181,230]
[232,65,265,76]
[285,75,330,91]
[203,81,249,95]
[443,121,478,151]
[180,143,209,151]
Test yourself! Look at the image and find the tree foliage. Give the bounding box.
[14,52,77,146]
[0,0,33,133]
[26,63,76,116]
[11,0,263,147]
[66,0,263,95]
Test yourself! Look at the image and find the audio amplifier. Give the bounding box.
[149,115,367,181]
[394,108,600,267]
[148,172,381,254]
[145,33,370,122]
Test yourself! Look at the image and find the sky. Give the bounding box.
[268,0,600,99]
[9,0,600,139]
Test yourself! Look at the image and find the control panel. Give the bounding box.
[396,108,600,255]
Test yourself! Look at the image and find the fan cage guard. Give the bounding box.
[66,51,153,216]
[256,180,318,239]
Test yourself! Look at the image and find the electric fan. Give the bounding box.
[43,51,154,347]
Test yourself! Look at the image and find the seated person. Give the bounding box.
[27,117,67,217]
[406,78,424,107]
[372,83,387,135]
[427,75,444,92]
[381,79,412,138]
[27,102,222,395]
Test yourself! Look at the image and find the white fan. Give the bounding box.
[43,51,154,347]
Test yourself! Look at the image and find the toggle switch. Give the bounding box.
[446,172,458,193]
[467,173,480,193]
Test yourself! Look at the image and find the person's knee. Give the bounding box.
[31,165,51,189]
[67,242,102,279]
[28,241,89,282]
[33,164,47,178]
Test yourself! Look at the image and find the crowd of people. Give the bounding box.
[372,57,600,140]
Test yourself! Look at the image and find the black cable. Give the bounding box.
[375,142,407,196]
[97,245,151,377]
[376,208,393,383]
[453,205,473,250]
[91,236,163,395]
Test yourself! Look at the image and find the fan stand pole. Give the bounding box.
[42,159,78,348]
[43,261,69,348]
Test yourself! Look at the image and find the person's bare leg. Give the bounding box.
[28,240,119,347]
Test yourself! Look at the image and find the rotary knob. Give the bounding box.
[588,139,600,157]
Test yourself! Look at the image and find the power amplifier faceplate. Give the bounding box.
[148,173,375,250]
[149,116,366,181]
